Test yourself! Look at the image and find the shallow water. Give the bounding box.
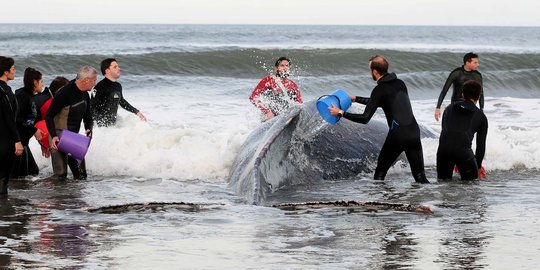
[1,168,539,269]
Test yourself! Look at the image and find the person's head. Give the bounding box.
[463,52,479,71]
[274,57,291,78]
[462,80,482,102]
[49,76,69,96]
[23,67,43,94]
[368,55,389,81]
[75,66,98,91]
[101,58,121,81]
[0,56,16,81]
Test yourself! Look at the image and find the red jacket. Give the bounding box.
[249,76,302,115]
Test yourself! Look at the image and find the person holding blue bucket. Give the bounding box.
[328,55,430,184]
[45,66,96,180]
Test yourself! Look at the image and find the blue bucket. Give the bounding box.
[316,89,352,125]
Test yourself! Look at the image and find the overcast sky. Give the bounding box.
[2,0,540,26]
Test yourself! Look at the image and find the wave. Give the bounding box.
[15,48,540,98]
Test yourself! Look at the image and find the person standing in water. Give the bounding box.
[437,80,488,180]
[249,57,303,121]
[329,55,430,183]
[12,67,44,177]
[91,58,146,127]
[0,56,23,196]
[46,66,96,180]
[435,52,483,121]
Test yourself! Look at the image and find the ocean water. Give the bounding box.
[1,24,540,269]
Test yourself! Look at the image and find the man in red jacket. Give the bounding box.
[249,57,303,121]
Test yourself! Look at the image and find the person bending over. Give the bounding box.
[437,80,488,180]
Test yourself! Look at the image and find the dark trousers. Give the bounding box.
[374,124,429,183]
[0,144,15,195]
[11,145,39,178]
[50,148,87,180]
[437,146,478,180]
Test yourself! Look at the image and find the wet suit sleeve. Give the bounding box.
[478,74,484,110]
[1,93,21,142]
[249,77,272,114]
[475,116,488,168]
[353,96,370,105]
[83,92,93,131]
[15,94,37,135]
[436,69,460,109]
[119,97,139,114]
[342,88,380,124]
[45,89,69,138]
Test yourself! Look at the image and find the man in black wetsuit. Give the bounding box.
[0,56,23,196]
[435,52,483,121]
[46,66,96,180]
[329,55,429,183]
[91,58,146,127]
[437,80,488,180]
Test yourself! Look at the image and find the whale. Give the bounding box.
[228,100,434,205]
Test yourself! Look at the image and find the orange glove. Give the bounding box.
[478,166,486,180]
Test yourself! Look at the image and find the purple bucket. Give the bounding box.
[57,129,91,164]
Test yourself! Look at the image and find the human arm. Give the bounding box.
[83,92,93,134]
[475,116,488,168]
[249,77,273,115]
[330,89,380,124]
[435,70,460,121]
[45,88,68,139]
[350,95,370,105]
[15,94,38,135]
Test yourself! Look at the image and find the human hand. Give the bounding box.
[34,129,43,141]
[349,95,356,102]
[434,108,441,121]
[264,111,275,120]
[15,142,24,156]
[51,136,60,150]
[478,166,486,179]
[328,103,343,116]
[41,145,50,158]
[137,112,147,122]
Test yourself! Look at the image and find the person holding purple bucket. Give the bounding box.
[45,66,97,180]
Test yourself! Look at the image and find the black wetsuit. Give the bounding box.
[0,81,20,194]
[91,78,138,127]
[45,81,93,179]
[12,87,39,177]
[437,100,488,180]
[343,73,429,183]
[436,66,484,110]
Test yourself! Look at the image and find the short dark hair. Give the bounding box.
[369,55,389,74]
[49,76,70,95]
[462,80,482,101]
[100,58,117,75]
[23,67,43,93]
[0,56,15,75]
[275,57,291,67]
[463,52,478,64]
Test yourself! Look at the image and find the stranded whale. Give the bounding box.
[229,100,395,205]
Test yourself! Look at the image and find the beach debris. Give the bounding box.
[272,200,433,214]
[82,202,224,214]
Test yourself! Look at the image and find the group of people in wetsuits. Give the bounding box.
[0,56,146,197]
[250,53,487,183]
